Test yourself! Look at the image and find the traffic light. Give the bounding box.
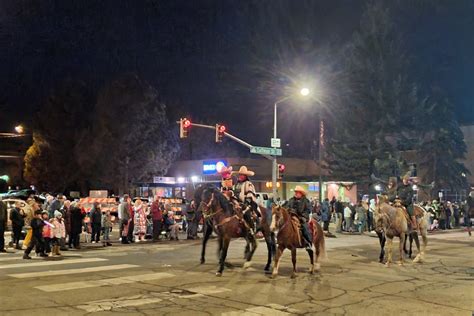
[179,118,191,138]
[215,124,226,143]
[277,163,285,179]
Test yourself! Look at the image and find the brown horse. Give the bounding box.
[374,196,408,266]
[196,186,258,276]
[270,205,326,278]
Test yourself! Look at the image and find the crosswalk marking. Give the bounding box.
[8,264,139,279]
[0,257,107,269]
[0,254,83,262]
[35,272,175,292]
[77,295,163,313]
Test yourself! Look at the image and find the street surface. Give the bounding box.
[0,230,472,315]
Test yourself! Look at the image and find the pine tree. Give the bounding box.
[78,75,180,194]
[326,1,422,181]
[419,98,469,192]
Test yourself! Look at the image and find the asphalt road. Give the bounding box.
[0,229,472,315]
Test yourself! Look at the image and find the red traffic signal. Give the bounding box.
[180,118,191,138]
[215,124,226,143]
[277,163,285,179]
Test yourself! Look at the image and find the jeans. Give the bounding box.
[12,225,22,246]
[367,212,374,231]
[344,217,353,232]
[323,221,330,232]
[153,220,162,240]
[91,223,101,242]
[69,233,80,248]
[103,227,110,241]
[0,224,5,250]
[358,218,366,233]
[335,213,343,233]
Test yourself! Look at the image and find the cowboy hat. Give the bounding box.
[294,185,307,195]
[235,166,255,177]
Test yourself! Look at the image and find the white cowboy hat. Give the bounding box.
[294,185,307,195]
[235,166,255,177]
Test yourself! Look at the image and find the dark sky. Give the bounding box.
[1,0,473,138]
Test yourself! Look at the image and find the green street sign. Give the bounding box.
[250,146,282,156]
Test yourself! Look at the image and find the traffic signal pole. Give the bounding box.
[176,121,273,160]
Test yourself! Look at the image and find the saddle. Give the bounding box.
[289,213,302,246]
[392,200,410,222]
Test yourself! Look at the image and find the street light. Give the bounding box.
[15,125,24,134]
[272,87,311,200]
[300,88,310,96]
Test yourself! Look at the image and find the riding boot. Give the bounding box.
[411,216,418,231]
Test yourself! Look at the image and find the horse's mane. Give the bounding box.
[195,184,233,216]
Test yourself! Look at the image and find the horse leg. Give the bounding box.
[398,234,405,266]
[243,234,257,269]
[272,246,284,278]
[403,233,409,256]
[385,238,393,267]
[377,231,385,263]
[291,247,297,278]
[264,233,273,272]
[200,222,213,264]
[216,237,230,277]
[243,243,250,260]
[306,247,314,274]
[412,231,422,263]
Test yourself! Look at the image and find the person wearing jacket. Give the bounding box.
[50,210,66,256]
[23,210,45,259]
[10,202,26,250]
[40,211,52,256]
[89,203,102,243]
[119,195,131,244]
[286,186,312,250]
[320,198,331,233]
[69,202,84,249]
[101,210,113,247]
[150,196,163,241]
[0,197,7,252]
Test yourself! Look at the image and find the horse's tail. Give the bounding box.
[312,219,327,261]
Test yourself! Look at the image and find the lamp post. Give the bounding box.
[272,88,310,201]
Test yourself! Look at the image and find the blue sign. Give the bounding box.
[202,160,228,175]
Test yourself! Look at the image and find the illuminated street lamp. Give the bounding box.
[272,87,311,200]
[15,125,24,134]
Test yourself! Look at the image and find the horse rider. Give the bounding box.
[397,173,416,230]
[286,186,312,250]
[386,177,398,203]
[218,166,234,198]
[233,166,260,232]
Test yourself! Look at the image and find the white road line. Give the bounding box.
[0,254,82,262]
[0,258,107,269]
[77,295,163,313]
[8,264,139,279]
[35,272,175,292]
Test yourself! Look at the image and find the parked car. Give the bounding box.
[0,189,37,201]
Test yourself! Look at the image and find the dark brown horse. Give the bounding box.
[196,186,274,276]
[270,205,326,278]
[199,187,256,276]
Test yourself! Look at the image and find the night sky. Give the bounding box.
[1,0,473,141]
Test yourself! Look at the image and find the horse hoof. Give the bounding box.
[264,265,271,272]
[200,259,205,264]
[315,263,321,271]
[215,272,222,277]
[243,261,252,269]
[398,261,403,266]
[385,262,391,267]
[271,272,278,279]
[291,273,297,279]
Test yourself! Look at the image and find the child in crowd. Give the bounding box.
[50,211,66,256]
[23,210,45,259]
[101,210,113,247]
[40,211,52,256]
